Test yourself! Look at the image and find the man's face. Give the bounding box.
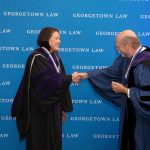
[49,31,61,52]
[116,39,131,58]
[116,42,126,57]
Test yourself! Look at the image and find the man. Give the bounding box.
[80,30,150,150]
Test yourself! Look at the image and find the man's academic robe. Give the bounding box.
[88,48,150,150]
[126,48,150,150]
[88,56,128,150]
[11,48,73,150]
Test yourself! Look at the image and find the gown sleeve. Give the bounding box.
[30,55,72,112]
[129,63,150,117]
[88,56,127,106]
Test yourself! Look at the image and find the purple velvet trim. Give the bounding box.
[131,51,150,67]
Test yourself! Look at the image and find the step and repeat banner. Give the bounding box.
[0,0,150,150]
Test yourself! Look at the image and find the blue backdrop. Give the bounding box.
[0,0,150,150]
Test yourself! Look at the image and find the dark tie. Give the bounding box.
[51,52,59,67]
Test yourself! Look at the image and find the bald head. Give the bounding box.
[116,30,141,49]
[117,30,137,39]
[115,30,141,57]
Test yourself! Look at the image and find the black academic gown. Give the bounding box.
[11,48,73,150]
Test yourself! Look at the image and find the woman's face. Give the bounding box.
[49,31,61,52]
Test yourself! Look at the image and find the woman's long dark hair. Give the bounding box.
[37,27,59,50]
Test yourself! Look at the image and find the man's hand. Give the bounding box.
[111,81,128,95]
[72,72,81,83]
[78,73,88,79]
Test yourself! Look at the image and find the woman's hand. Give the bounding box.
[62,111,67,122]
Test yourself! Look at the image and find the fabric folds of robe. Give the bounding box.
[88,55,128,150]
[88,56,127,106]
[129,64,150,150]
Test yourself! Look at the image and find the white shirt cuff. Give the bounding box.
[127,89,130,98]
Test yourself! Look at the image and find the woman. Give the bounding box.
[11,27,79,150]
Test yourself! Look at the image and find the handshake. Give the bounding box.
[71,72,88,83]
